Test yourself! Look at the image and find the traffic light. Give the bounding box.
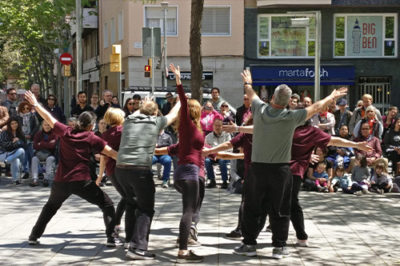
[110,44,121,72]
[144,58,152,78]
[63,65,71,77]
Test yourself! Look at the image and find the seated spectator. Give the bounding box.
[152,129,173,188]
[18,101,39,177]
[354,121,382,167]
[383,117,400,175]
[304,146,333,191]
[382,106,398,138]
[45,94,66,124]
[370,162,393,194]
[220,101,235,125]
[333,98,352,135]
[315,106,335,135]
[327,125,354,170]
[344,155,371,195]
[0,117,27,184]
[30,120,57,187]
[313,161,329,192]
[201,101,222,136]
[204,118,231,189]
[349,94,383,135]
[353,106,383,139]
[329,167,352,192]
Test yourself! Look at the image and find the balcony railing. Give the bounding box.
[69,8,98,35]
[257,0,331,6]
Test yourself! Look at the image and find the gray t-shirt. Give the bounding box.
[117,114,168,168]
[251,98,307,163]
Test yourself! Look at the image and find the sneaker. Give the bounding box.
[114,225,122,237]
[106,237,123,247]
[22,172,30,179]
[265,225,272,233]
[189,225,198,241]
[220,181,228,189]
[15,180,21,185]
[272,247,289,259]
[233,244,257,257]
[354,191,362,196]
[225,229,242,239]
[124,242,130,250]
[28,237,39,245]
[126,248,156,260]
[362,189,369,194]
[376,188,384,194]
[42,179,49,187]
[177,250,203,263]
[296,239,308,247]
[29,180,39,187]
[206,180,216,188]
[162,181,169,188]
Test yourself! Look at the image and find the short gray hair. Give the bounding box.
[273,84,292,107]
[103,90,113,96]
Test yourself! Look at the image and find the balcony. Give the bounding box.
[69,8,98,35]
[257,0,331,7]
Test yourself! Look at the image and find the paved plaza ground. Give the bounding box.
[1,174,400,265]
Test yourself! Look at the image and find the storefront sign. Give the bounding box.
[168,72,213,81]
[347,16,383,57]
[251,65,355,86]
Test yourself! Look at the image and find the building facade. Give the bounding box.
[99,0,245,107]
[245,0,400,112]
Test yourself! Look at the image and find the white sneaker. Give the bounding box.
[162,182,169,188]
[296,239,308,247]
[272,247,289,259]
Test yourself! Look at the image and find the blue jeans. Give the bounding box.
[6,148,25,181]
[152,155,172,182]
[205,158,228,182]
[24,142,34,173]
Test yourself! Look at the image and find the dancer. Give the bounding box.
[24,91,119,247]
[169,63,204,263]
[96,107,127,242]
[115,94,181,260]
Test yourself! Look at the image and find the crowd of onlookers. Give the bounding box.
[1,84,400,195]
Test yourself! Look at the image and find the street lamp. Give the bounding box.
[288,11,321,102]
[161,2,168,90]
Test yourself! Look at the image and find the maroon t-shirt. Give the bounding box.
[53,122,106,182]
[230,133,252,178]
[101,125,122,176]
[290,125,331,177]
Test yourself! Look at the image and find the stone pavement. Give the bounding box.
[1,175,400,265]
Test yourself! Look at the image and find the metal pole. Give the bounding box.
[161,2,168,90]
[76,0,82,94]
[151,27,155,96]
[314,11,321,102]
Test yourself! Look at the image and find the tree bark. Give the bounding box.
[189,0,204,103]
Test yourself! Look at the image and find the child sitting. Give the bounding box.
[313,161,329,192]
[329,167,352,192]
[370,162,393,194]
[346,155,371,195]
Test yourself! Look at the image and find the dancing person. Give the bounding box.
[24,91,119,247]
[96,107,127,242]
[169,63,204,263]
[115,90,181,260]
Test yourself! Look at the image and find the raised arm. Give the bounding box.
[241,69,260,103]
[327,136,372,152]
[24,91,57,128]
[305,88,348,121]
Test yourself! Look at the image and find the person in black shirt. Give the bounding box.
[71,91,93,118]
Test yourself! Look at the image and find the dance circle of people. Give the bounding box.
[23,65,383,263]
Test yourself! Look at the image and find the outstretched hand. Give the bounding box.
[356,141,373,152]
[330,87,348,100]
[241,69,252,85]
[222,122,237,133]
[169,63,181,83]
[24,91,38,107]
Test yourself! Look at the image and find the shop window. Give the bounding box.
[334,14,397,58]
[202,7,231,36]
[144,6,177,36]
[257,14,316,58]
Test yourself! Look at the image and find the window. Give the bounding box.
[257,14,316,58]
[111,17,116,44]
[103,22,108,48]
[202,7,231,36]
[334,14,397,57]
[144,6,177,36]
[118,11,124,41]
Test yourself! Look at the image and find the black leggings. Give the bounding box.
[192,177,205,226]
[109,173,126,226]
[174,179,199,250]
[29,180,115,240]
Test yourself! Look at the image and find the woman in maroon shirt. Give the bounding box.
[24,91,119,247]
[169,64,204,263]
[96,107,127,242]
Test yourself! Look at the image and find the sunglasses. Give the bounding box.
[221,105,228,108]
[9,93,17,95]
[128,103,134,105]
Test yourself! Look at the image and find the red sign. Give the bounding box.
[59,53,73,65]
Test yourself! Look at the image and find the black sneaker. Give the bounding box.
[106,237,123,247]
[206,180,216,188]
[15,180,21,185]
[126,248,156,260]
[42,179,49,187]
[233,243,257,257]
[28,237,39,245]
[220,181,228,189]
[177,250,203,263]
[225,229,242,239]
[22,172,30,179]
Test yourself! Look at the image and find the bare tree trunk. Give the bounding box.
[189,0,204,103]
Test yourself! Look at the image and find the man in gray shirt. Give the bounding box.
[115,99,180,260]
[233,69,347,259]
